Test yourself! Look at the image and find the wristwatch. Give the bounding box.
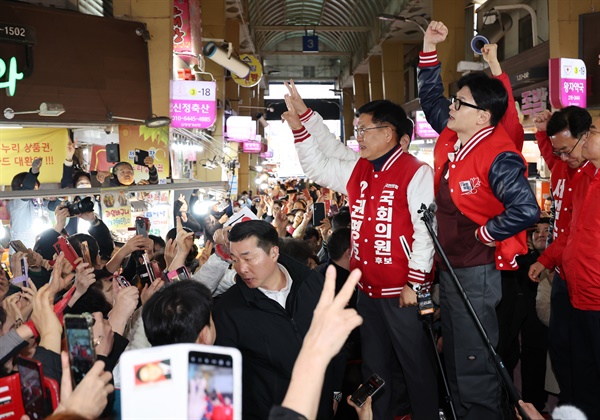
[406,282,422,293]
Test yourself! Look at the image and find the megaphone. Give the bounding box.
[471,35,490,55]
[203,42,251,79]
[471,11,513,55]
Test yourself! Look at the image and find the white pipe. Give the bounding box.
[493,4,538,47]
[203,42,251,78]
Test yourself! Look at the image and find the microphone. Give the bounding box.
[428,202,437,213]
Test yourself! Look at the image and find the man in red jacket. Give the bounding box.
[528,106,592,405]
[532,117,600,419]
[418,21,539,419]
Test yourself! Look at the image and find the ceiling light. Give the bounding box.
[3,102,66,119]
[107,112,171,128]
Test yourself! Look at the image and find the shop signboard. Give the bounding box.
[242,141,263,153]
[415,111,438,138]
[549,58,587,109]
[170,80,217,129]
[346,139,360,153]
[173,0,192,53]
[226,116,256,142]
[232,54,262,88]
[101,189,132,230]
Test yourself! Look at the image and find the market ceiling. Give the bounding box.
[225,0,433,87]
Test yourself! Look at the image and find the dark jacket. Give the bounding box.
[213,253,338,420]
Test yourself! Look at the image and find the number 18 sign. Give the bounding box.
[170,80,217,129]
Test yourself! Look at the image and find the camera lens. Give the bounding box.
[67,197,95,216]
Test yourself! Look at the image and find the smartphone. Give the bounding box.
[136,254,156,286]
[64,313,96,386]
[135,217,148,237]
[115,275,131,288]
[312,202,326,226]
[134,149,149,166]
[53,237,80,269]
[188,349,241,420]
[350,373,385,408]
[79,241,92,268]
[20,257,28,288]
[166,266,191,282]
[9,240,28,253]
[16,356,47,420]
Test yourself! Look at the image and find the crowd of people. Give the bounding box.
[0,19,598,420]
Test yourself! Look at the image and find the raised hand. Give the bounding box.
[423,20,448,52]
[533,110,553,132]
[283,80,308,115]
[282,94,303,131]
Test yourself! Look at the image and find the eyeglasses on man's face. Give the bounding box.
[552,130,588,158]
[449,96,486,112]
[354,125,388,138]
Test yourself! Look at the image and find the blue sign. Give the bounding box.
[302,36,318,53]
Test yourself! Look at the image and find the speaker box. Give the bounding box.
[106,143,120,163]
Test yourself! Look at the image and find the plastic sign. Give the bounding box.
[549,58,586,109]
[170,80,217,128]
[302,36,319,53]
[242,141,263,153]
[346,139,360,153]
[232,54,262,88]
[415,111,438,138]
[0,56,24,96]
[226,116,256,142]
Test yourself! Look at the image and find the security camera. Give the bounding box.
[203,42,251,78]
[104,126,113,135]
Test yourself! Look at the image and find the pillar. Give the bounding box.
[342,87,355,139]
[368,55,383,101]
[431,0,465,95]
[381,41,404,104]
[353,73,369,109]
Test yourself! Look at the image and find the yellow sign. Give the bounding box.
[0,128,68,185]
[101,189,132,230]
[232,54,263,88]
[118,125,170,184]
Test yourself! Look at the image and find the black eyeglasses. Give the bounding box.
[552,131,588,158]
[354,126,388,138]
[449,96,486,111]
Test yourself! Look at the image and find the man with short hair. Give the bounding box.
[213,220,340,420]
[528,106,592,405]
[418,21,539,419]
[142,280,215,346]
[283,81,439,418]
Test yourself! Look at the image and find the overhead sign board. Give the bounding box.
[549,58,587,109]
[170,80,217,129]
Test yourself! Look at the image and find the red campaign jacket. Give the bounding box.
[535,130,588,274]
[561,163,600,310]
[434,125,529,270]
[347,149,429,298]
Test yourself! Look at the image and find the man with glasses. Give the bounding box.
[533,118,600,419]
[418,21,539,419]
[282,83,439,419]
[528,106,592,407]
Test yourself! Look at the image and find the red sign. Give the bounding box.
[173,0,192,53]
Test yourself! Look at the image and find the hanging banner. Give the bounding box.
[118,125,170,184]
[173,0,192,53]
[549,58,587,109]
[101,189,132,230]
[0,128,68,185]
[170,80,217,128]
[232,54,263,88]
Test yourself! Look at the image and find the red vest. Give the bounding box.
[346,148,426,297]
[434,125,528,270]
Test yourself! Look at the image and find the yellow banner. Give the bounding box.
[101,189,132,230]
[118,125,170,184]
[0,128,69,185]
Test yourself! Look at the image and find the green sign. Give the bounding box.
[0,56,24,96]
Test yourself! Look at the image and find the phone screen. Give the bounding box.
[64,315,96,386]
[136,218,148,237]
[80,241,92,268]
[16,357,46,420]
[134,149,149,166]
[188,351,235,420]
[312,203,326,226]
[21,257,28,286]
[350,373,385,407]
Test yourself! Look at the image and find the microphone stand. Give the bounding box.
[418,203,529,420]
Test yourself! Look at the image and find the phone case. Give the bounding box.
[53,237,80,268]
[79,241,92,268]
[134,149,149,166]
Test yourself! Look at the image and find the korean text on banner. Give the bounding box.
[101,189,132,230]
[119,125,170,184]
[0,128,68,185]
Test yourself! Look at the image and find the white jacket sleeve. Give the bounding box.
[191,254,231,295]
[406,165,436,275]
[293,111,358,195]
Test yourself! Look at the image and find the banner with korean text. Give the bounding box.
[118,125,170,184]
[0,128,68,185]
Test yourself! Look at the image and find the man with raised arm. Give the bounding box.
[283,83,439,419]
[417,21,539,419]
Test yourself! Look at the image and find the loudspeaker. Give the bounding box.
[106,143,120,163]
